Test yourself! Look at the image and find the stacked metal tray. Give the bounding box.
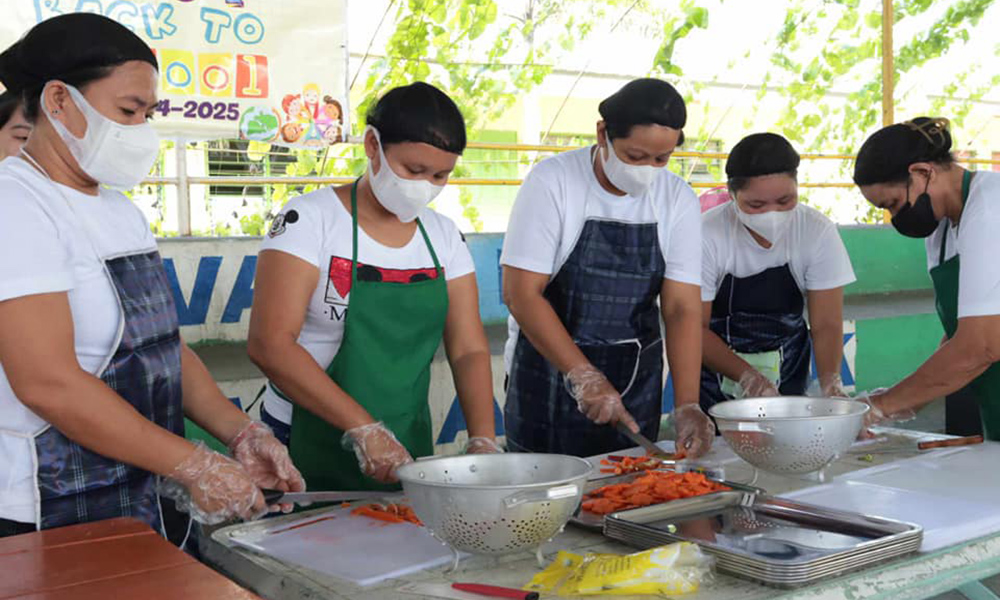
[603,491,923,587]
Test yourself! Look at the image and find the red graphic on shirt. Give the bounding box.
[324,255,441,306]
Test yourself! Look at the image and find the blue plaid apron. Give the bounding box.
[699,264,810,410]
[33,250,185,531]
[505,218,666,457]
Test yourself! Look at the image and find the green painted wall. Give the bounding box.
[854,314,942,390]
[840,225,932,296]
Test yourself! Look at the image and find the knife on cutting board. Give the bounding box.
[262,489,399,505]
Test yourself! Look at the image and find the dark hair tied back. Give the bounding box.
[853,116,955,186]
[366,82,466,154]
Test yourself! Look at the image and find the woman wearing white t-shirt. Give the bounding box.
[853,118,1000,439]
[501,79,715,458]
[249,83,500,492]
[700,134,856,411]
[0,14,302,539]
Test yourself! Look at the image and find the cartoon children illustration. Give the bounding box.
[280,121,304,143]
[282,93,312,124]
[322,96,343,124]
[302,83,321,119]
[322,122,342,145]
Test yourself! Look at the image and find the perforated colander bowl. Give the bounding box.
[396,454,591,557]
[709,397,869,474]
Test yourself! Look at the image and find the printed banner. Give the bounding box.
[0,0,349,147]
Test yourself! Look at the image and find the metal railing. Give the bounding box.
[148,140,999,235]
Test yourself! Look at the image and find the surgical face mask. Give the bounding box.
[366,126,444,222]
[891,176,938,238]
[735,202,796,244]
[601,138,661,197]
[42,83,160,191]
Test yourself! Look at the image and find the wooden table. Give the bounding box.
[0,517,261,600]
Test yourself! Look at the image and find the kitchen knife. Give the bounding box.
[847,434,984,455]
[615,421,673,460]
[262,489,399,505]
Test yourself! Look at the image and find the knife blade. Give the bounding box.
[262,489,399,505]
[615,421,672,459]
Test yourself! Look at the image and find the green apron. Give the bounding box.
[930,169,1000,440]
[288,180,449,491]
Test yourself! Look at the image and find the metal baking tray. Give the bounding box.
[571,470,764,530]
[604,491,922,587]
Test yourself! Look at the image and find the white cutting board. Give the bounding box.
[230,504,457,587]
[782,442,1000,552]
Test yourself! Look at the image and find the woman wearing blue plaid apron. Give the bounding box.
[0,14,302,540]
[699,134,855,412]
[501,79,715,458]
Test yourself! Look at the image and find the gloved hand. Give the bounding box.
[159,442,266,525]
[736,368,780,399]
[465,436,503,454]
[673,403,715,458]
[856,388,916,435]
[564,364,640,432]
[342,422,413,483]
[228,421,306,514]
[819,374,849,398]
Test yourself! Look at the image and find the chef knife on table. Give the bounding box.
[262,489,397,505]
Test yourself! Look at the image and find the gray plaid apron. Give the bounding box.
[505,216,666,457]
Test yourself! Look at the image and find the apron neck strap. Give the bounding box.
[348,179,444,278]
[939,169,974,264]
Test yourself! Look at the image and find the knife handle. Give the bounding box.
[452,583,539,600]
[917,435,984,450]
[261,488,284,504]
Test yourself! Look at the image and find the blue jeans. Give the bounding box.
[260,405,291,446]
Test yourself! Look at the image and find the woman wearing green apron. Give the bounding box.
[852,117,1000,438]
[248,83,500,492]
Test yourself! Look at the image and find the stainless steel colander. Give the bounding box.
[709,397,869,475]
[395,454,591,565]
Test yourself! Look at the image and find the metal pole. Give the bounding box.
[176,139,192,236]
[882,0,894,127]
[882,0,894,223]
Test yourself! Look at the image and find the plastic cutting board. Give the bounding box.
[782,442,1000,552]
[229,504,457,587]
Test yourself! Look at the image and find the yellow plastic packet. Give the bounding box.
[525,543,712,596]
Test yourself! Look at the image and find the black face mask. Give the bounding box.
[891,176,938,238]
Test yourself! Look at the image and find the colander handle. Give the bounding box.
[501,484,580,510]
[716,421,774,434]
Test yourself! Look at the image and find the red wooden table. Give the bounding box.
[0,518,261,599]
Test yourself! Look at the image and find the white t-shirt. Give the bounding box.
[925,170,1000,318]
[258,187,476,424]
[0,157,155,524]
[500,147,703,370]
[700,201,856,302]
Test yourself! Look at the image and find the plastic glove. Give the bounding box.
[564,364,640,432]
[856,388,916,435]
[819,374,849,398]
[228,421,306,514]
[673,403,715,459]
[159,442,266,525]
[736,368,780,399]
[342,422,413,483]
[465,436,503,454]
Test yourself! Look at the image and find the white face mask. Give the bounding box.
[366,126,445,222]
[734,202,796,244]
[601,138,661,197]
[42,84,160,191]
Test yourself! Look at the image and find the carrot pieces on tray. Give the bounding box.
[582,471,729,515]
